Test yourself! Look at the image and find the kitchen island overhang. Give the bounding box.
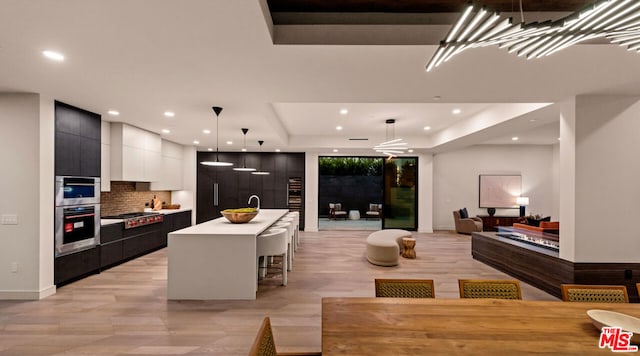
[167,209,290,300]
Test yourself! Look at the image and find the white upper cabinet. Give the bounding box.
[150,139,184,191]
[110,123,162,182]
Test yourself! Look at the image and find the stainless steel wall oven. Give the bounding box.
[54,176,100,257]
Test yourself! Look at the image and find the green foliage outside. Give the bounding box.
[319,157,383,176]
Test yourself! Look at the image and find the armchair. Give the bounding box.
[329,203,347,220]
[365,203,383,220]
[452,210,483,234]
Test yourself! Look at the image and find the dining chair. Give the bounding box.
[374,279,435,298]
[637,283,640,298]
[560,284,629,303]
[458,279,522,299]
[248,317,321,356]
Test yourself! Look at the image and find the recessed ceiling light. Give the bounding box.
[207,148,213,151]
[433,96,441,101]
[512,137,519,141]
[162,129,170,134]
[193,140,200,145]
[340,108,349,115]
[423,126,431,131]
[275,148,281,152]
[42,50,64,61]
[336,125,343,131]
[203,129,211,134]
[408,149,414,153]
[164,111,175,117]
[557,137,561,141]
[452,108,462,115]
[529,119,538,122]
[226,141,233,145]
[241,148,247,152]
[333,149,339,153]
[107,110,119,116]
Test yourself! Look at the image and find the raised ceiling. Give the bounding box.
[0,0,637,154]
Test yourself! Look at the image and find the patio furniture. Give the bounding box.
[365,204,382,220]
[348,210,360,220]
[561,284,629,303]
[458,279,522,299]
[374,279,434,298]
[329,203,347,220]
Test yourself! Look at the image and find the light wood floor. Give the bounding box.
[0,230,556,355]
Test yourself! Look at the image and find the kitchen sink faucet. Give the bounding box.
[248,195,260,211]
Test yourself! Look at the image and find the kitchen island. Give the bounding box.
[167,209,289,300]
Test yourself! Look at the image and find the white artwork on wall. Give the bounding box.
[479,175,521,208]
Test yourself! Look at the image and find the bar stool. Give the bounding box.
[286,212,300,250]
[278,216,295,253]
[256,228,288,286]
[273,221,294,271]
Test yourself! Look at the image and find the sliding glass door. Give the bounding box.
[382,157,417,230]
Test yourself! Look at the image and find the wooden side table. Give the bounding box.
[401,237,416,259]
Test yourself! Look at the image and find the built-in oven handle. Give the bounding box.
[65,183,96,186]
[286,183,289,207]
[64,213,95,219]
[213,183,219,206]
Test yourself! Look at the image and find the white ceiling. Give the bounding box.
[1,0,640,154]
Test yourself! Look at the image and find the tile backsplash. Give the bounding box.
[101,182,171,216]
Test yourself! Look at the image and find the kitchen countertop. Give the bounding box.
[101,208,192,226]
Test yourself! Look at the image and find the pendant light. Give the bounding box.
[200,106,233,166]
[373,119,407,158]
[233,128,256,172]
[251,140,270,175]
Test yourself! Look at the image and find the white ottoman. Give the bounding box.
[366,229,412,266]
[348,210,360,220]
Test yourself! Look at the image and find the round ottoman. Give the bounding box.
[366,229,412,266]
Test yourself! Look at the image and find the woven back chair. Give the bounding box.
[375,279,435,298]
[458,279,522,300]
[248,317,321,356]
[637,283,640,298]
[561,284,629,303]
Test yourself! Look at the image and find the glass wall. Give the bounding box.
[382,157,417,230]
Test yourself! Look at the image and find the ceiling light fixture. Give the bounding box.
[200,106,233,167]
[426,0,640,72]
[233,128,256,172]
[373,119,407,158]
[340,108,349,115]
[333,149,339,153]
[203,129,211,134]
[162,129,170,134]
[164,111,175,117]
[452,108,462,114]
[42,50,64,61]
[512,137,519,141]
[208,148,213,151]
[275,149,281,152]
[108,110,119,116]
[424,126,431,131]
[336,125,343,131]
[193,140,200,145]
[252,140,270,175]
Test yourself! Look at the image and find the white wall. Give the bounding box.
[571,95,640,262]
[433,144,556,230]
[304,152,319,232]
[417,153,433,233]
[0,93,55,299]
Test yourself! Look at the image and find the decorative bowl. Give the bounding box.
[220,210,258,224]
[587,309,640,344]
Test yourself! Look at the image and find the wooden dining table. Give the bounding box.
[322,297,640,355]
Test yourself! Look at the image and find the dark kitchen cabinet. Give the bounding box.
[162,210,192,244]
[54,247,100,286]
[196,152,305,229]
[100,222,125,269]
[54,101,101,177]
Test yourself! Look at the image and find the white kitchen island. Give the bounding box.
[167,209,289,300]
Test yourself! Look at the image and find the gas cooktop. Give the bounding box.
[102,212,163,229]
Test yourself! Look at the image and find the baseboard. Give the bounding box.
[305,226,319,232]
[0,284,56,300]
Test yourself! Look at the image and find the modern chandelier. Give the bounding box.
[426,0,640,72]
[200,106,233,166]
[373,119,407,158]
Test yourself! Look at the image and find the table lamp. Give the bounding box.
[516,197,529,217]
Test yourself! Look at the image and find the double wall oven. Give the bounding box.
[54,176,101,257]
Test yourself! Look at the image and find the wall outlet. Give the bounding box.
[1,214,18,225]
[10,262,17,273]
